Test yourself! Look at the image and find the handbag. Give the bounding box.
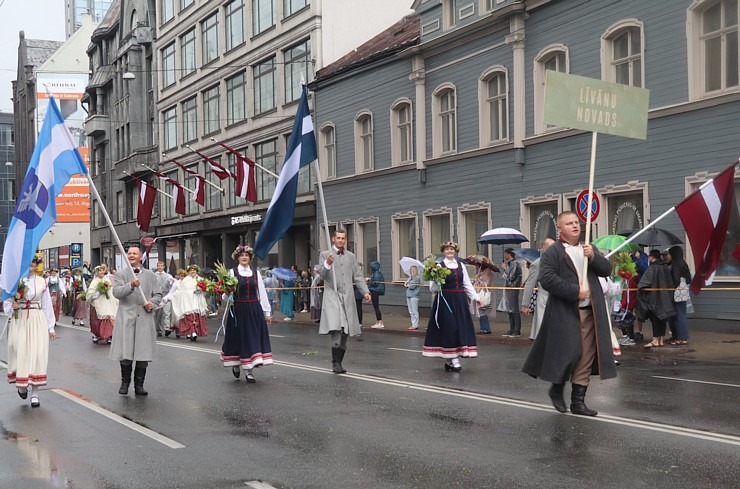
[497,293,509,313]
[528,288,537,313]
[674,278,690,302]
[477,288,491,307]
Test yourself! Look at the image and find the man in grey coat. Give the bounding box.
[109,245,162,396]
[522,211,616,416]
[318,229,370,373]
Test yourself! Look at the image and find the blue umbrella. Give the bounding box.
[272,267,298,281]
[514,248,541,264]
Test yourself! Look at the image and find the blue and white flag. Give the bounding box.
[254,86,317,259]
[0,97,88,299]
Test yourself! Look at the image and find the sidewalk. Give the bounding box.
[277,308,740,364]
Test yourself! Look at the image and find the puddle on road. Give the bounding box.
[1,424,74,488]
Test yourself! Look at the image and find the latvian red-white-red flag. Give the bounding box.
[169,180,186,215]
[236,155,257,203]
[191,147,232,180]
[137,181,157,232]
[676,162,738,293]
[193,175,206,206]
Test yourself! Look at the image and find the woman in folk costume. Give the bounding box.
[4,257,57,408]
[220,245,273,383]
[169,265,208,342]
[45,268,66,322]
[422,242,481,372]
[87,264,119,344]
[70,269,87,327]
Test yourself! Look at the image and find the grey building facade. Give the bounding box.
[310,0,740,320]
[0,113,15,265]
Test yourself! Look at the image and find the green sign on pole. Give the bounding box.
[543,71,650,140]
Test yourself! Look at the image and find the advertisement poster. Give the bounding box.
[36,72,90,223]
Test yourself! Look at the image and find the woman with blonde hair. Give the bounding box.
[87,264,119,344]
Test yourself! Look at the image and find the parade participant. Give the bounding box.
[169,264,208,342]
[87,264,118,344]
[45,268,66,323]
[422,242,480,372]
[220,245,273,383]
[162,270,185,338]
[523,211,616,416]
[153,261,174,337]
[521,238,555,340]
[62,270,73,316]
[70,268,87,326]
[404,266,421,330]
[319,229,370,374]
[4,257,57,408]
[471,263,495,335]
[109,245,162,396]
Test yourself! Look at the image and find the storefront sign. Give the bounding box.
[544,71,650,140]
[231,214,262,226]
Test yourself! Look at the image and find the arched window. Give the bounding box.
[391,99,413,165]
[478,68,508,146]
[354,111,374,172]
[601,20,645,87]
[533,45,569,134]
[320,123,336,179]
[432,85,456,156]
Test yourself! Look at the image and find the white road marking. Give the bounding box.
[51,388,185,449]
[388,347,421,353]
[56,323,740,447]
[245,481,279,489]
[653,375,740,389]
[0,360,7,369]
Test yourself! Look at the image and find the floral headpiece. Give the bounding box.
[231,245,254,261]
[187,264,200,274]
[439,241,459,253]
[94,265,107,274]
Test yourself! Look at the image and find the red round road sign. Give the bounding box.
[140,236,156,248]
[575,190,600,222]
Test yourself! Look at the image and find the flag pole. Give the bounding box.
[161,153,224,193]
[139,164,196,195]
[210,137,280,178]
[581,131,598,283]
[86,174,149,304]
[123,171,175,199]
[184,145,227,193]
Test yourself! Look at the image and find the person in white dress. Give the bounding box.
[164,265,208,341]
[87,264,119,344]
[45,268,67,323]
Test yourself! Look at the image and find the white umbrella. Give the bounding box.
[477,227,529,245]
[399,257,424,277]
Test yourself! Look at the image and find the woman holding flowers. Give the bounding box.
[4,256,56,408]
[87,264,118,344]
[45,268,66,322]
[422,242,481,372]
[70,268,87,327]
[220,245,272,384]
[169,264,209,341]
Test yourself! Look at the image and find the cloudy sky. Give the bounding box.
[0,0,66,113]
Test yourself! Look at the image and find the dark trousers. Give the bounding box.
[508,312,521,335]
[355,299,363,324]
[646,311,667,337]
[370,292,382,320]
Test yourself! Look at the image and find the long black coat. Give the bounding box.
[522,242,617,383]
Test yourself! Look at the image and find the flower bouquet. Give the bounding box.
[13,281,28,319]
[614,251,637,280]
[76,291,86,301]
[196,277,210,295]
[96,280,111,299]
[212,261,238,297]
[421,255,451,284]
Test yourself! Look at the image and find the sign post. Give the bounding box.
[544,71,649,282]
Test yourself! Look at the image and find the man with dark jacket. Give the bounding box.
[522,211,616,416]
[638,250,676,348]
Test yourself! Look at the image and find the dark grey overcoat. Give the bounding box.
[522,242,617,383]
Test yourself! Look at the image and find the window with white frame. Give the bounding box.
[698,0,739,94]
[606,192,645,236]
[442,0,456,29]
[355,112,374,172]
[391,100,413,165]
[284,0,308,17]
[479,69,508,145]
[203,85,220,134]
[343,222,356,254]
[255,139,278,201]
[284,40,311,103]
[459,206,489,258]
[225,0,245,51]
[182,97,197,142]
[181,0,194,8]
[226,72,247,125]
[525,200,559,250]
[320,124,336,179]
[433,85,456,156]
[116,191,124,223]
[161,0,175,24]
[206,168,222,211]
[533,46,568,134]
[254,0,276,35]
[359,220,379,269]
[163,106,177,150]
[601,21,644,87]
[92,200,101,228]
[161,43,175,87]
[254,57,276,114]
[180,29,196,77]
[202,13,219,64]
[424,209,453,256]
[393,214,418,280]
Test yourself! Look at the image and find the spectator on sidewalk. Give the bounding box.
[263,270,279,318]
[638,250,676,348]
[667,246,692,345]
[500,248,522,337]
[405,266,421,330]
[368,261,385,329]
[521,238,555,340]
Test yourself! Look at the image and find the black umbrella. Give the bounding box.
[619,228,683,248]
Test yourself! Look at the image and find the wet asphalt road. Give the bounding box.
[1,319,740,489]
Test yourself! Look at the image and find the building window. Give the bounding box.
[163,107,177,150]
[606,192,645,236]
[442,0,456,29]
[354,112,374,172]
[284,40,311,103]
[479,69,508,146]
[284,0,308,17]
[255,139,278,201]
[459,207,489,258]
[254,57,276,114]
[0,124,14,146]
[253,0,275,35]
[203,85,220,134]
[320,124,336,179]
[181,0,194,9]
[164,171,178,219]
[161,0,175,24]
[391,100,413,165]
[433,85,456,156]
[202,13,219,64]
[601,21,644,88]
[392,214,417,280]
[424,210,452,257]
[525,200,559,251]
[206,168,223,211]
[127,182,138,222]
[161,43,176,87]
[225,0,245,51]
[226,150,247,207]
[701,0,739,94]
[226,72,247,125]
[181,29,196,77]
[92,200,101,228]
[182,97,197,143]
[185,166,198,215]
[533,46,568,134]
[359,221,378,268]
[116,191,124,223]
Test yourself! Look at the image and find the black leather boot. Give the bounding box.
[548,383,567,413]
[331,347,346,374]
[133,365,148,396]
[119,362,132,395]
[570,384,597,416]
